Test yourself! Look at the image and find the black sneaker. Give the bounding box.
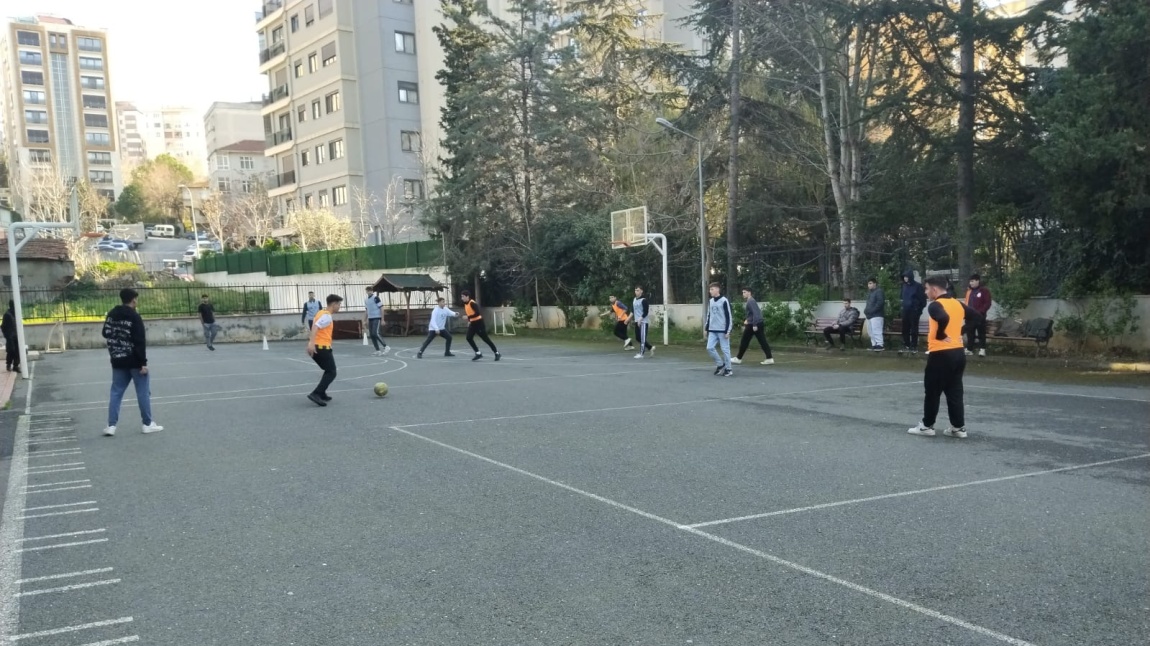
[713,366,724,376]
[209,345,216,351]
[307,393,327,407]
[416,352,423,359]
[723,369,733,377]
[494,352,501,362]
[445,352,456,357]
[321,394,332,402]
[472,353,482,361]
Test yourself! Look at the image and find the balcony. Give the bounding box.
[269,170,296,189]
[256,0,284,22]
[263,85,289,106]
[259,41,286,65]
[265,128,292,148]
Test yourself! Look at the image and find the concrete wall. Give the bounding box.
[0,259,76,292]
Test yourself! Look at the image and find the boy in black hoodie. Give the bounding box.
[3,300,19,373]
[899,270,927,353]
[102,288,163,437]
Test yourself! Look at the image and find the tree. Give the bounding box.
[353,179,417,245]
[75,181,110,233]
[130,154,194,221]
[13,164,71,222]
[231,186,279,248]
[113,183,149,223]
[288,208,358,251]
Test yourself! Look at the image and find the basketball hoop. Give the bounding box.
[611,240,631,249]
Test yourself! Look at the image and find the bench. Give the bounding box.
[884,318,930,351]
[987,318,1054,357]
[383,308,434,336]
[805,317,865,348]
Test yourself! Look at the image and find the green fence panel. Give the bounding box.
[328,248,356,272]
[285,253,305,275]
[267,254,288,276]
[225,253,242,274]
[301,249,328,275]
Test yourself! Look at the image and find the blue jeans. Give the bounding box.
[109,368,153,427]
[202,323,219,346]
[707,331,732,369]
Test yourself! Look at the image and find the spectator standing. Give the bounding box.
[864,279,886,352]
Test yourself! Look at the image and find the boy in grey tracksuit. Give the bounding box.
[733,288,773,365]
[705,283,734,376]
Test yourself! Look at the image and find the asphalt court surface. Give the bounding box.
[1,337,1147,645]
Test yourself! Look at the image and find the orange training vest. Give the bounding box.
[465,301,482,322]
[313,309,334,347]
[611,302,627,320]
[928,298,965,353]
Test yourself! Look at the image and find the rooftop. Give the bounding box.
[216,140,267,154]
[0,238,71,262]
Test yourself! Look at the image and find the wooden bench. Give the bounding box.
[987,318,1055,357]
[884,318,930,351]
[805,317,865,348]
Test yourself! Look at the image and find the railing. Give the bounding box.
[269,170,296,189]
[259,41,286,64]
[263,85,289,105]
[265,128,293,147]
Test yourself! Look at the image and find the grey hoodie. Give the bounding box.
[864,287,885,318]
[744,297,763,327]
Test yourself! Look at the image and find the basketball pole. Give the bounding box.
[644,233,670,346]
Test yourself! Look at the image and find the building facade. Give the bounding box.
[0,15,122,213]
[205,101,264,157]
[114,103,208,178]
[209,139,275,194]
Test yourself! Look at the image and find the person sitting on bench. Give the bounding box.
[824,299,860,350]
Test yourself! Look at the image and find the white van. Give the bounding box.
[151,225,176,238]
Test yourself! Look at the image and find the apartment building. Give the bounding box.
[115,103,208,177]
[0,15,122,213]
[204,101,273,195]
[205,101,264,154]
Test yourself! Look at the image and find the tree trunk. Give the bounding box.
[726,0,741,295]
[956,0,976,284]
[816,46,849,292]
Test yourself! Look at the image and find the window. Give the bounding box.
[88,151,112,165]
[318,190,330,207]
[22,90,46,104]
[84,113,109,127]
[218,178,231,192]
[29,149,52,164]
[312,100,322,119]
[304,193,314,208]
[318,0,333,18]
[79,56,104,70]
[395,31,415,54]
[297,105,307,123]
[398,81,419,104]
[216,155,230,170]
[18,51,42,65]
[308,53,318,73]
[305,5,315,25]
[81,76,105,90]
[241,179,255,193]
[300,150,310,166]
[321,42,337,67]
[314,144,326,165]
[403,179,424,200]
[294,61,304,78]
[27,129,49,144]
[400,131,421,152]
[86,132,110,145]
[89,170,114,184]
[17,31,40,46]
[83,95,107,109]
[272,26,284,43]
[290,14,299,32]
[285,198,295,212]
[325,91,341,113]
[238,156,254,170]
[329,139,344,160]
[21,71,44,86]
[48,33,67,50]
[24,109,48,124]
[333,185,347,206]
[77,37,102,51]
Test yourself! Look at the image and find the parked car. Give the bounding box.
[94,241,131,253]
[102,236,138,250]
[150,225,176,238]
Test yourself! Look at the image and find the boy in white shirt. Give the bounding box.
[417,297,458,359]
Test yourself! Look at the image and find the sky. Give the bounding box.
[8,0,266,116]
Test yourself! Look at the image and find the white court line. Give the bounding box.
[27,450,82,459]
[23,501,97,512]
[16,540,109,553]
[965,384,1148,403]
[23,362,34,414]
[25,462,84,471]
[18,508,99,521]
[686,452,1150,529]
[25,438,77,445]
[17,568,113,584]
[23,480,90,489]
[76,637,139,646]
[25,486,93,495]
[21,467,86,475]
[398,380,923,429]
[15,579,121,597]
[8,616,133,641]
[18,529,105,542]
[0,416,30,640]
[386,425,1035,646]
[27,428,74,434]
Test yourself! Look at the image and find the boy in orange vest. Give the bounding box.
[608,295,633,350]
[908,276,979,439]
[306,294,344,407]
[460,290,500,361]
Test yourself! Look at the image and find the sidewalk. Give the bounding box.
[0,369,16,410]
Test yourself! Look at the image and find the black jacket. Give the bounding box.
[900,271,926,313]
[102,305,148,369]
[1,308,15,340]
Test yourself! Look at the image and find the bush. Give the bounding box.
[558,303,588,329]
[792,284,822,332]
[599,314,616,334]
[512,300,534,327]
[762,297,795,338]
[995,269,1038,320]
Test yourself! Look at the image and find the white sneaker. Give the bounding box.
[761,358,775,365]
[623,340,633,349]
[633,353,644,359]
[907,423,935,437]
[372,350,383,357]
[978,349,985,357]
[103,426,116,437]
[649,346,655,356]
[730,357,742,365]
[965,349,973,356]
[943,427,968,439]
[382,346,391,356]
[141,422,164,434]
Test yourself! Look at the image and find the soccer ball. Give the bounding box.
[373,382,389,397]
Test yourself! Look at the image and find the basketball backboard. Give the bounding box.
[610,206,648,249]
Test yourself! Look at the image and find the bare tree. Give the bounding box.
[76,181,110,233]
[14,164,71,223]
[198,191,234,249]
[353,177,417,245]
[288,208,358,251]
[231,185,279,248]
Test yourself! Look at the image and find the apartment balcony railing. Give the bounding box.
[265,128,293,148]
[263,85,289,105]
[256,0,284,21]
[259,41,286,64]
[269,171,296,189]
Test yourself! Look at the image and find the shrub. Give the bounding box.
[512,300,534,327]
[762,297,795,338]
[792,284,822,332]
[995,269,1038,320]
[558,303,588,329]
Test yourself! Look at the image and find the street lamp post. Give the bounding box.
[178,184,201,259]
[656,117,708,327]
